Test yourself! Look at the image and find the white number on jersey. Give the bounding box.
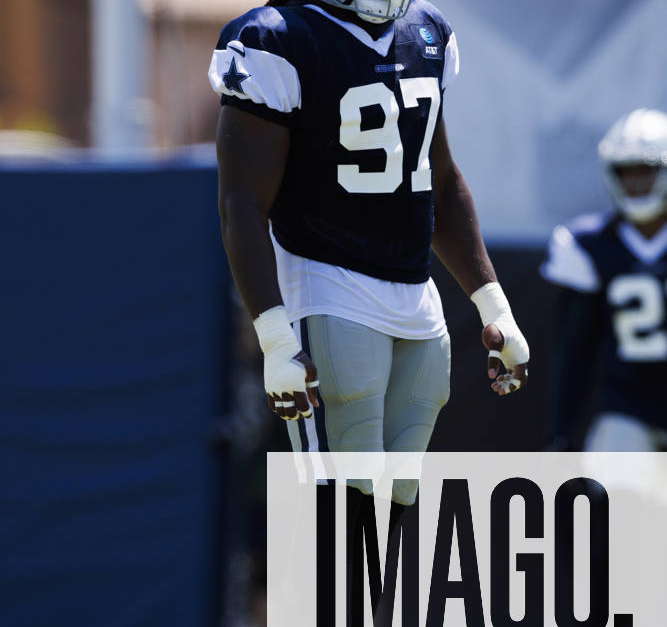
[338,83,403,194]
[608,274,667,362]
[337,78,441,194]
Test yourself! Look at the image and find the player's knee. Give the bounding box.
[412,384,449,412]
[335,418,383,451]
[348,479,419,507]
[348,478,374,497]
[386,423,437,453]
[392,479,419,506]
[326,396,385,452]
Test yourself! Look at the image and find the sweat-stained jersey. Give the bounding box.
[209,1,459,284]
[542,213,667,427]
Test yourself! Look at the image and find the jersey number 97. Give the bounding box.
[338,78,441,195]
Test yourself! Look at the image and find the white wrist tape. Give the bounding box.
[470,282,512,327]
[470,282,530,368]
[253,306,300,355]
[254,306,309,402]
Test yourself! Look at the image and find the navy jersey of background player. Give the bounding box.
[209,0,459,284]
[543,212,667,427]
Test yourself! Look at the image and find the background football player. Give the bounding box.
[210,0,530,507]
[543,109,667,451]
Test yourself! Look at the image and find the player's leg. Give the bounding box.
[580,412,660,617]
[305,315,393,494]
[583,412,661,495]
[584,412,656,451]
[383,333,451,451]
[295,316,395,622]
[286,315,393,496]
[383,333,451,505]
[300,315,393,450]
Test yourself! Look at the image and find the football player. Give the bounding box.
[210,0,529,505]
[543,109,667,452]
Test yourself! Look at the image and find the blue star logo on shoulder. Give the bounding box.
[223,57,251,95]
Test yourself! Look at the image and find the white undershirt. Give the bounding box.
[271,231,447,340]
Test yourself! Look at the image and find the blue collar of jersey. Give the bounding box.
[304,4,396,57]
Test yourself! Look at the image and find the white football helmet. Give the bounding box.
[598,109,667,223]
[318,0,412,23]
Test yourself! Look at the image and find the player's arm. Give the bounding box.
[211,11,319,420]
[431,118,529,395]
[430,119,495,295]
[216,106,318,419]
[548,287,602,450]
[540,223,603,448]
[217,106,285,318]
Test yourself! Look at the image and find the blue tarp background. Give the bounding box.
[0,162,229,627]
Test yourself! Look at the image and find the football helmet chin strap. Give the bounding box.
[599,108,667,224]
[318,0,413,23]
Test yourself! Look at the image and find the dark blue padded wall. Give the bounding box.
[0,162,230,627]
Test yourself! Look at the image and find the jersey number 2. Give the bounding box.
[609,274,667,361]
[338,78,441,194]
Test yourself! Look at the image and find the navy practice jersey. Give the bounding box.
[209,1,459,283]
[543,213,667,426]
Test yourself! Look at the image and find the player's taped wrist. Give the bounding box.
[253,305,311,406]
[470,282,512,327]
[253,305,300,356]
[470,282,530,368]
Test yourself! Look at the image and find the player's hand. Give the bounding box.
[482,323,529,396]
[264,348,320,421]
[253,307,320,420]
[471,283,529,396]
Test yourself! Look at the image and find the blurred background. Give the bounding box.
[0,1,665,626]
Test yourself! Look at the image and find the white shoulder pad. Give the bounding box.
[442,32,460,90]
[541,225,601,293]
[540,226,600,293]
[208,40,301,113]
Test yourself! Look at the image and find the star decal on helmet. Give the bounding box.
[223,57,251,95]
